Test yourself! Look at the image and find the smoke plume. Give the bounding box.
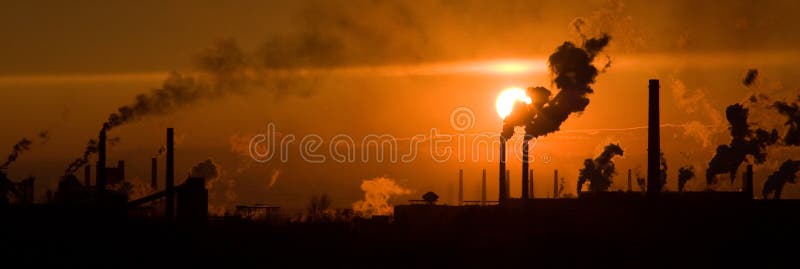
[706,104,779,186]
[578,143,624,192]
[502,35,611,139]
[1,139,31,170]
[743,69,758,87]
[352,177,411,218]
[762,160,800,200]
[189,159,221,187]
[636,172,646,192]
[772,95,800,146]
[1,131,50,170]
[678,166,695,192]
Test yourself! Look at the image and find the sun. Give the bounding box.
[496,87,531,119]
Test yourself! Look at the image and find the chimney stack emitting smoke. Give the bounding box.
[96,124,108,195]
[458,169,463,206]
[505,170,510,199]
[166,128,175,221]
[553,169,559,198]
[553,169,558,198]
[647,79,662,197]
[481,169,487,206]
[627,169,632,192]
[522,141,530,200]
[499,137,507,203]
[528,169,534,199]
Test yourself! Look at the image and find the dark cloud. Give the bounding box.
[743,69,758,87]
[773,95,800,146]
[762,160,800,200]
[706,104,779,186]
[678,166,695,192]
[578,143,624,192]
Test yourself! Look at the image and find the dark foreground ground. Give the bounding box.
[3,195,800,268]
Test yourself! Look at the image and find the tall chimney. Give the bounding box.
[118,160,125,182]
[627,169,632,192]
[647,79,662,197]
[481,169,486,206]
[458,169,463,206]
[96,124,107,195]
[166,128,175,220]
[84,164,91,187]
[151,157,158,190]
[553,169,558,199]
[528,169,534,199]
[505,169,510,198]
[521,140,530,200]
[744,164,754,199]
[499,137,507,203]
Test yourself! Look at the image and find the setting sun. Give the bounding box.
[495,87,532,119]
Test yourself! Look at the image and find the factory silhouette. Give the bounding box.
[3,37,800,267]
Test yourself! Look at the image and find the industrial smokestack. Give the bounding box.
[84,164,91,188]
[505,169,510,199]
[151,157,157,190]
[647,79,662,197]
[481,169,486,206]
[553,169,558,199]
[499,137,507,203]
[458,169,463,206]
[522,141,530,200]
[628,169,632,192]
[744,164,753,199]
[96,124,107,195]
[166,128,175,220]
[528,169,534,199]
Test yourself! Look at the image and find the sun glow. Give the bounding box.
[495,87,531,119]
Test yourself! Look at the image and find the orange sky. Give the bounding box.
[2,0,800,211]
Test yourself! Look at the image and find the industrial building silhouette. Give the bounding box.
[1,79,800,267]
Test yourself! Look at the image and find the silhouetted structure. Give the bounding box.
[96,124,107,196]
[499,137,507,203]
[458,169,463,206]
[744,165,753,198]
[151,157,157,190]
[166,128,175,221]
[481,169,487,206]
[84,164,91,188]
[105,160,125,185]
[522,140,530,200]
[648,79,662,197]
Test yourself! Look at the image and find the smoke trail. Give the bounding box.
[64,139,98,174]
[636,172,646,192]
[1,130,50,170]
[189,159,221,188]
[743,69,758,87]
[577,143,624,192]
[706,104,779,186]
[762,160,800,200]
[154,146,166,157]
[502,35,610,139]
[529,35,611,138]
[678,166,695,192]
[0,139,31,170]
[352,177,411,218]
[773,95,800,146]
